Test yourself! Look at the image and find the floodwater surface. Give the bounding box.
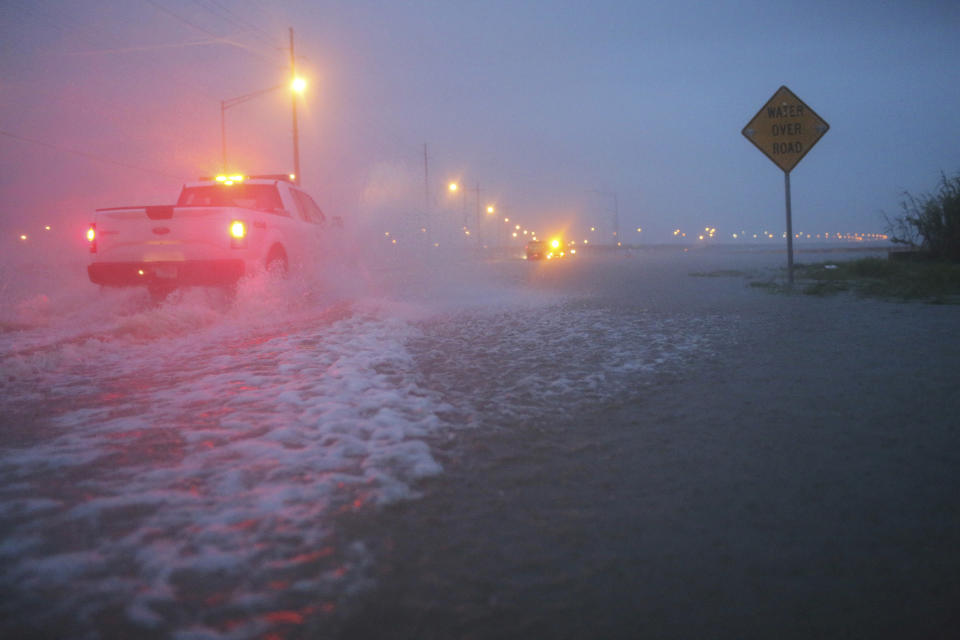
[2,245,958,639]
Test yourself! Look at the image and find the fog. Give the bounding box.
[2,3,960,636]
[3,0,959,247]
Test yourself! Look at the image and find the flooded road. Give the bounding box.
[340,252,960,639]
[3,246,959,639]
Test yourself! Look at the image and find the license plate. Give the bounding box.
[154,265,178,279]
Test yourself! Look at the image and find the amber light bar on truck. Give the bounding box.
[199,174,297,184]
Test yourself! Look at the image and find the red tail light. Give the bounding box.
[87,224,97,253]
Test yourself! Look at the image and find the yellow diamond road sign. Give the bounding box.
[742,85,829,173]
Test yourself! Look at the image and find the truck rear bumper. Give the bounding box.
[88,259,246,287]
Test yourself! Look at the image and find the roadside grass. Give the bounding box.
[756,257,960,303]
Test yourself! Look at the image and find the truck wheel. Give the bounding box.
[148,283,175,303]
[266,248,288,278]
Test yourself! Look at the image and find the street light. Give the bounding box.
[220,75,306,182]
[288,27,304,185]
[220,83,284,170]
[447,180,483,242]
[448,181,469,235]
[219,27,305,185]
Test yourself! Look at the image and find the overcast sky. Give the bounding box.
[2,0,958,243]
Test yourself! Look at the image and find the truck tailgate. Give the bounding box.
[93,206,240,262]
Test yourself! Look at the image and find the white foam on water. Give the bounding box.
[409,303,737,427]
[0,261,462,636]
[1,250,736,637]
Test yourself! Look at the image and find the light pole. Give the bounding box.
[589,189,621,247]
[289,27,302,186]
[219,27,306,184]
[447,181,482,244]
[221,84,284,171]
[486,205,495,248]
[449,182,467,232]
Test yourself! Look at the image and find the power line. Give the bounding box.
[142,0,220,39]
[142,0,283,69]
[15,2,225,103]
[192,0,282,50]
[0,129,186,179]
[68,36,235,56]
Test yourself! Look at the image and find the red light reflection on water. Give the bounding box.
[266,546,334,569]
[102,427,186,467]
[264,610,304,624]
[260,601,336,632]
[335,492,370,515]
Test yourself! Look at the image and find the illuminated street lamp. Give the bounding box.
[221,84,283,170]
[289,27,303,185]
[448,180,484,242]
[219,27,306,185]
[447,181,469,234]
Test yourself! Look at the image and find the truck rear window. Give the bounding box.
[177,185,284,213]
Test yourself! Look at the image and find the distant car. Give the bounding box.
[525,240,547,260]
[87,174,333,298]
[527,238,573,260]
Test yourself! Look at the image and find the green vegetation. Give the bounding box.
[789,258,960,303]
[750,172,960,303]
[886,171,960,261]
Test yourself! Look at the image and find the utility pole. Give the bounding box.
[423,143,429,212]
[474,182,481,245]
[423,143,431,246]
[289,27,301,186]
[613,192,620,246]
[589,189,620,247]
[220,100,227,171]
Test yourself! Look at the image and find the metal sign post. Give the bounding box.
[743,86,829,285]
[785,172,794,283]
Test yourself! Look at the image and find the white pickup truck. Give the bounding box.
[87,174,333,296]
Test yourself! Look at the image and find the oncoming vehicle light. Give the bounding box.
[230,220,247,248]
[86,223,97,253]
